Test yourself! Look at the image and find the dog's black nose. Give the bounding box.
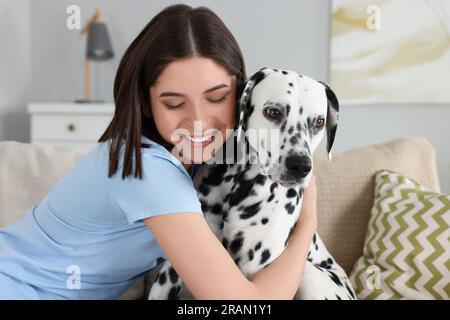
[285,155,312,178]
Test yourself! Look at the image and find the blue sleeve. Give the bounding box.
[109,154,203,224]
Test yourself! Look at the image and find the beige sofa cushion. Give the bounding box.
[0,142,91,228]
[314,137,440,274]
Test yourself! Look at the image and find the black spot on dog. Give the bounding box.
[255,175,267,185]
[313,233,317,244]
[168,267,179,284]
[229,178,255,208]
[234,257,241,265]
[267,194,275,202]
[320,260,332,269]
[239,201,262,219]
[156,257,165,265]
[203,165,227,186]
[281,145,284,150]
[290,136,298,145]
[285,202,296,214]
[260,249,271,264]
[298,74,303,78]
[248,249,254,261]
[296,194,300,205]
[328,271,343,287]
[299,107,303,115]
[267,151,271,158]
[284,225,295,247]
[270,182,278,193]
[198,184,210,196]
[296,122,301,130]
[274,69,279,72]
[261,217,269,224]
[286,104,290,116]
[255,242,262,251]
[288,126,294,134]
[282,70,288,75]
[168,286,180,300]
[210,203,222,215]
[346,282,356,299]
[286,188,297,198]
[250,221,257,226]
[289,82,293,87]
[280,120,287,132]
[158,271,167,285]
[229,234,244,254]
[287,90,291,94]
[336,294,342,300]
[222,238,228,249]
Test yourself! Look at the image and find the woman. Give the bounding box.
[0,4,317,299]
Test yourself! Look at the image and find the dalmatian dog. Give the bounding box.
[148,67,356,300]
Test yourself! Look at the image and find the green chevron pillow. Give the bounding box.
[350,170,450,299]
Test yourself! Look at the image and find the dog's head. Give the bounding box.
[235,67,339,188]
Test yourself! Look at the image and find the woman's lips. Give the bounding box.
[182,131,218,148]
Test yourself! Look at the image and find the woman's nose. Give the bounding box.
[189,104,213,128]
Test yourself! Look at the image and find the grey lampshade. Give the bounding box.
[86,22,114,61]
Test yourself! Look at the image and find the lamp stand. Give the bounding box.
[84,58,91,101]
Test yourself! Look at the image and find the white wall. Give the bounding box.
[0,0,31,142]
[0,0,449,191]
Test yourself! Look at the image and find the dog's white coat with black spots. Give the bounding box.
[148,67,356,300]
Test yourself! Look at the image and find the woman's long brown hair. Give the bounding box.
[98,4,247,180]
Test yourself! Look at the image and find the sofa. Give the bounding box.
[0,137,441,299]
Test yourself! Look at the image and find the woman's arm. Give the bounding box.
[144,176,317,300]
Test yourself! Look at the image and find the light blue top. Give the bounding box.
[0,136,203,299]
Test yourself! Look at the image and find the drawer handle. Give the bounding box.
[67,123,76,132]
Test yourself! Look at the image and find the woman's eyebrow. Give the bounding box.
[158,83,229,98]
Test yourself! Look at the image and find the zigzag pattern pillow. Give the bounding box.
[350,170,450,299]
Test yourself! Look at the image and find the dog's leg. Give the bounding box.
[294,232,356,300]
[148,260,183,300]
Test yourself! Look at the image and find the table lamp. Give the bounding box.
[76,7,114,103]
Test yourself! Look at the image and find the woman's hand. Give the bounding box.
[295,175,318,233]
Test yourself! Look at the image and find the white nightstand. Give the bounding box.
[28,103,115,148]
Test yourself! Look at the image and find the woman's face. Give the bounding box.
[149,56,237,168]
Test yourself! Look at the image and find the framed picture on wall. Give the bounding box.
[329,0,450,104]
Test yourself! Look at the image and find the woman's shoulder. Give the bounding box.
[139,135,190,177]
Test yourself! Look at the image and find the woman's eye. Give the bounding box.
[208,95,227,104]
[315,118,325,128]
[164,102,184,109]
[266,108,282,120]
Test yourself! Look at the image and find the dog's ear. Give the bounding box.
[319,81,339,160]
[236,67,269,140]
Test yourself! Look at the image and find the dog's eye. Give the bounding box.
[266,108,282,120]
[315,118,325,128]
